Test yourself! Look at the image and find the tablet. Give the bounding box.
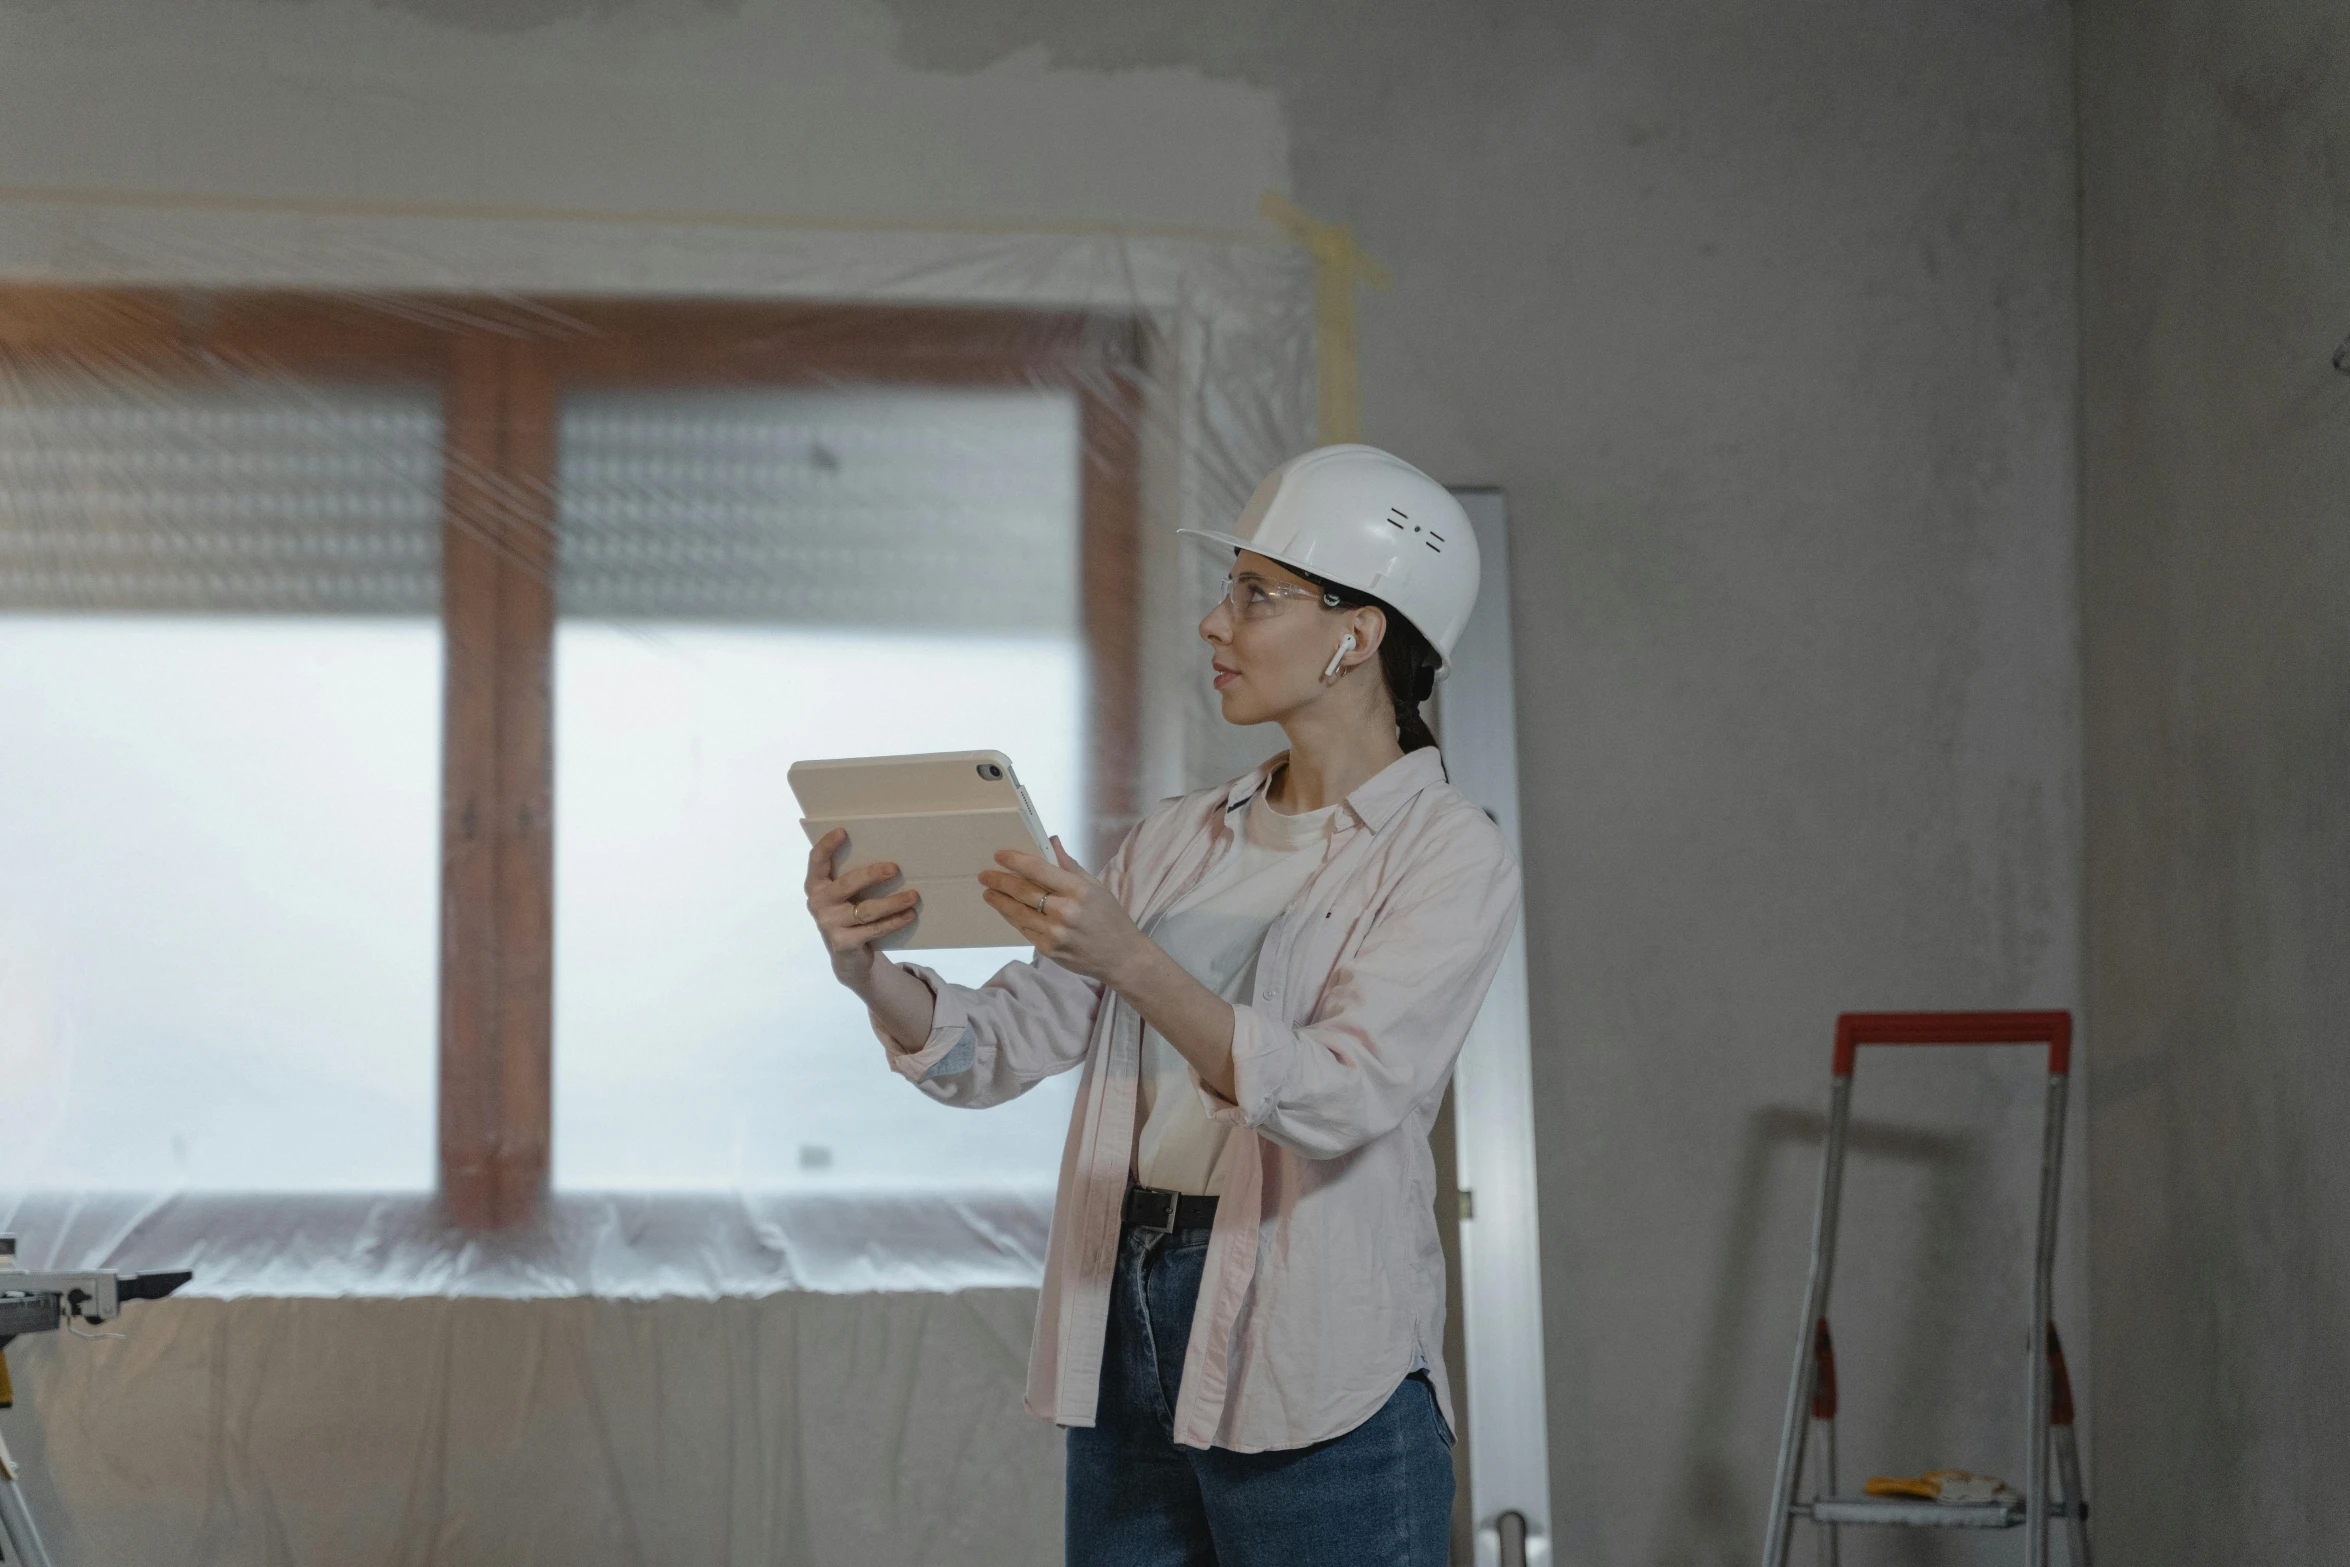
[790,750,1054,950]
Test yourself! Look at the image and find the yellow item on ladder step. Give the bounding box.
[0,1346,12,1409]
[1865,1471,2020,1506]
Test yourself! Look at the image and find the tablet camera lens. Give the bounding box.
[979,763,1004,780]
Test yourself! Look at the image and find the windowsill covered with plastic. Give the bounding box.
[1,1187,1056,1298]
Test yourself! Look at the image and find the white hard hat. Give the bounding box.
[1180,444,1481,674]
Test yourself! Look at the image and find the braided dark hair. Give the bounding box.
[1295,570,1441,754]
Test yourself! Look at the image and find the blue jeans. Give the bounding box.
[1065,1224,1454,1567]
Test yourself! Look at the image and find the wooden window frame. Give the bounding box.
[0,286,1145,1229]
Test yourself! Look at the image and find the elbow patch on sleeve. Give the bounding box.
[920,1027,978,1083]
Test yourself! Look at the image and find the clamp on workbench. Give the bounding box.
[0,1233,194,1567]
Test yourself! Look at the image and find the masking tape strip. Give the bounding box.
[1259,191,1392,446]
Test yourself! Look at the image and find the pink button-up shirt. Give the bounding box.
[876,746,1521,1452]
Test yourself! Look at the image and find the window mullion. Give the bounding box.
[1079,363,1144,868]
[438,332,508,1229]
[438,335,558,1229]
[490,342,558,1227]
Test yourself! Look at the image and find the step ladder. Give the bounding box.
[1759,1011,2092,1567]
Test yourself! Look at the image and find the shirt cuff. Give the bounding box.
[872,962,974,1084]
[1199,1002,1290,1127]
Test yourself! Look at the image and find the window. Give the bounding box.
[551,387,1088,1190]
[0,375,445,1193]
[0,288,1143,1227]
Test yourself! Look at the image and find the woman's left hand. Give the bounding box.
[979,838,1146,986]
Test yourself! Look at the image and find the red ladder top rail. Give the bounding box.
[1832,1010,2071,1078]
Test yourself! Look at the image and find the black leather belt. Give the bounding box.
[1122,1185,1219,1233]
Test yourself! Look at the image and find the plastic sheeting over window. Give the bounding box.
[0,381,446,1195]
[556,387,1080,630]
[0,616,442,1193]
[553,387,1084,1194]
[0,377,445,612]
[0,225,1314,1299]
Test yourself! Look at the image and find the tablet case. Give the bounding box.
[790,750,1053,950]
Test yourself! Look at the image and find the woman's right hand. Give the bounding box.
[805,829,921,993]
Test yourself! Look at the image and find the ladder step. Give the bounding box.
[1795,1497,2057,1529]
[1793,1498,2088,1529]
[1790,1496,2089,1529]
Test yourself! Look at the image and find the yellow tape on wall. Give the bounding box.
[1259,192,1392,446]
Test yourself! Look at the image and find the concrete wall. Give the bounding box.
[2077,0,2350,1561]
[0,1,2085,1562]
[0,1,1286,234]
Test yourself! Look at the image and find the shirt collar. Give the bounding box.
[1221,747,1446,836]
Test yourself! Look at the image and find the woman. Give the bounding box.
[805,444,1521,1567]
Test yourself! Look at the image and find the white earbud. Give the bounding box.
[1322,633,1358,683]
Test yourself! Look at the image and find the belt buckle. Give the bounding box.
[1136,1188,1179,1234]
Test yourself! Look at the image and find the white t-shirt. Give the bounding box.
[1133,781,1337,1195]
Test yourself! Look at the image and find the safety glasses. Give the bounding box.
[1217,571,1343,622]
